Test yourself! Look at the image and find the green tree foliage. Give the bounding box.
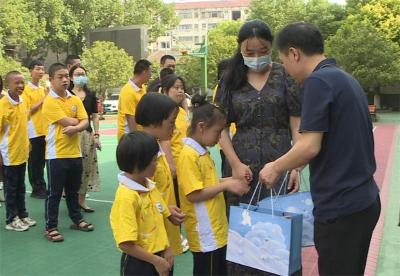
[0,55,29,81]
[175,56,201,93]
[326,17,400,95]
[81,41,134,95]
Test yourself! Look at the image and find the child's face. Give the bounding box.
[167,79,185,104]
[30,65,45,80]
[50,68,69,92]
[155,108,178,141]
[7,74,25,95]
[142,155,158,178]
[200,118,226,147]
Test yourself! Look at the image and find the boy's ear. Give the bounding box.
[198,121,206,132]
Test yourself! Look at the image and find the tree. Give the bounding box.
[207,21,241,87]
[175,56,201,93]
[0,0,45,54]
[0,55,29,79]
[326,17,400,108]
[81,41,134,95]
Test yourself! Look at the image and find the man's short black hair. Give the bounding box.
[136,93,178,127]
[134,59,152,75]
[160,55,176,65]
[276,22,324,56]
[28,60,44,70]
[65,54,81,65]
[48,63,67,78]
[117,131,159,173]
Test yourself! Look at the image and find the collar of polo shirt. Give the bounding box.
[183,137,207,156]
[49,88,73,99]
[128,79,141,92]
[6,91,23,106]
[118,172,155,192]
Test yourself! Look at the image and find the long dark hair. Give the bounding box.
[223,20,273,91]
[68,64,91,94]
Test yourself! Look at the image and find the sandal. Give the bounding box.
[70,220,94,232]
[45,228,64,242]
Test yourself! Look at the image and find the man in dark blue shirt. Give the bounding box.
[259,22,380,275]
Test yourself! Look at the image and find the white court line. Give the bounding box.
[373,126,377,132]
[26,190,114,204]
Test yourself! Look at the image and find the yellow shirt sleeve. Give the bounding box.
[120,88,137,116]
[75,97,88,120]
[179,153,205,196]
[111,195,139,246]
[42,99,67,124]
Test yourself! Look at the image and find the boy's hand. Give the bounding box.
[225,178,250,196]
[168,205,185,225]
[154,256,171,276]
[62,126,78,136]
[161,247,174,268]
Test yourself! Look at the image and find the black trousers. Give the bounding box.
[192,246,227,276]
[45,158,83,230]
[120,252,173,276]
[28,136,47,194]
[314,196,381,276]
[3,163,28,224]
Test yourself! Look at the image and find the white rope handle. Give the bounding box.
[246,181,262,211]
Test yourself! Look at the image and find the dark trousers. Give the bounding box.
[28,136,47,194]
[192,246,227,276]
[120,252,173,276]
[314,196,381,276]
[45,158,83,230]
[3,163,28,224]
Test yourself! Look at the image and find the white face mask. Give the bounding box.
[242,54,272,72]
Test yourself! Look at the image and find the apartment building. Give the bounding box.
[153,0,250,52]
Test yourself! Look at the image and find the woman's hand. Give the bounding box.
[94,135,101,151]
[287,169,300,193]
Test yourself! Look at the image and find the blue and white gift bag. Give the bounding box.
[227,181,302,276]
[259,191,314,247]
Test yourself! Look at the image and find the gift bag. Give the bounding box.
[258,171,314,246]
[226,182,302,276]
[259,191,314,247]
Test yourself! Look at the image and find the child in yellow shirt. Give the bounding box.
[1,71,36,231]
[136,93,185,256]
[110,131,175,276]
[177,94,249,276]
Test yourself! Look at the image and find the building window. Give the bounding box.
[202,23,207,29]
[194,24,199,29]
[179,11,192,19]
[179,36,193,42]
[232,11,241,20]
[160,42,170,49]
[194,36,199,43]
[179,24,192,31]
[208,23,218,29]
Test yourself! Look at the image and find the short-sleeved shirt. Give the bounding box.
[110,173,170,253]
[170,107,189,165]
[42,89,88,159]
[81,91,98,133]
[23,82,46,138]
[0,92,30,165]
[177,138,228,253]
[300,58,379,220]
[152,148,183,255]
[117,80,146,140]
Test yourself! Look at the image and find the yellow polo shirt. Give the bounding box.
[23,82,46,138]
[152,149,183,255]
[0,92,30,166]
[117,80,146,140]
[42,89,88,159]
[110,173,170,253]
[171,107,189,165]
[177,138,228,253]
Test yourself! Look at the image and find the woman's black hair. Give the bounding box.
[0,75,3,92]
[161,74,187,95]
[136,92,178,126]
[223,19,273,91]
[68,64,91,94]
[189,94,226,135]
[117,131,159,173]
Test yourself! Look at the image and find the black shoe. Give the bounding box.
[31,192,47,199]
[80,205,95,213]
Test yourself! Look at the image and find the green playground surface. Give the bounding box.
[0,113,399,276]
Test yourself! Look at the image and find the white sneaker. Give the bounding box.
[181,235,189,253]
[5,217,29,232]
[21,217,37,227]
[0,181,4,202]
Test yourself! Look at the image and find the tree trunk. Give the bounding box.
[373,86,381,109]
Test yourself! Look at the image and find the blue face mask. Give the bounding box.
[242,55,272,72]
[73,76,88,87]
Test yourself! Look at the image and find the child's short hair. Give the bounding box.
[28,60,44,71]
[116,131,159,173]
[48,63,67,78]
[189,94,226,135]
[5,71,22,85]
[136,93,178,126]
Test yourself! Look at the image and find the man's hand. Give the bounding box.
[168,205,185,225]
[259,162,282,189]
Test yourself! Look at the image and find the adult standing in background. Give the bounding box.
[69,65,101,213]
[23,60,47,199]
[259,22,380,276]
[147,55,176,93]
[65,55,81,71]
